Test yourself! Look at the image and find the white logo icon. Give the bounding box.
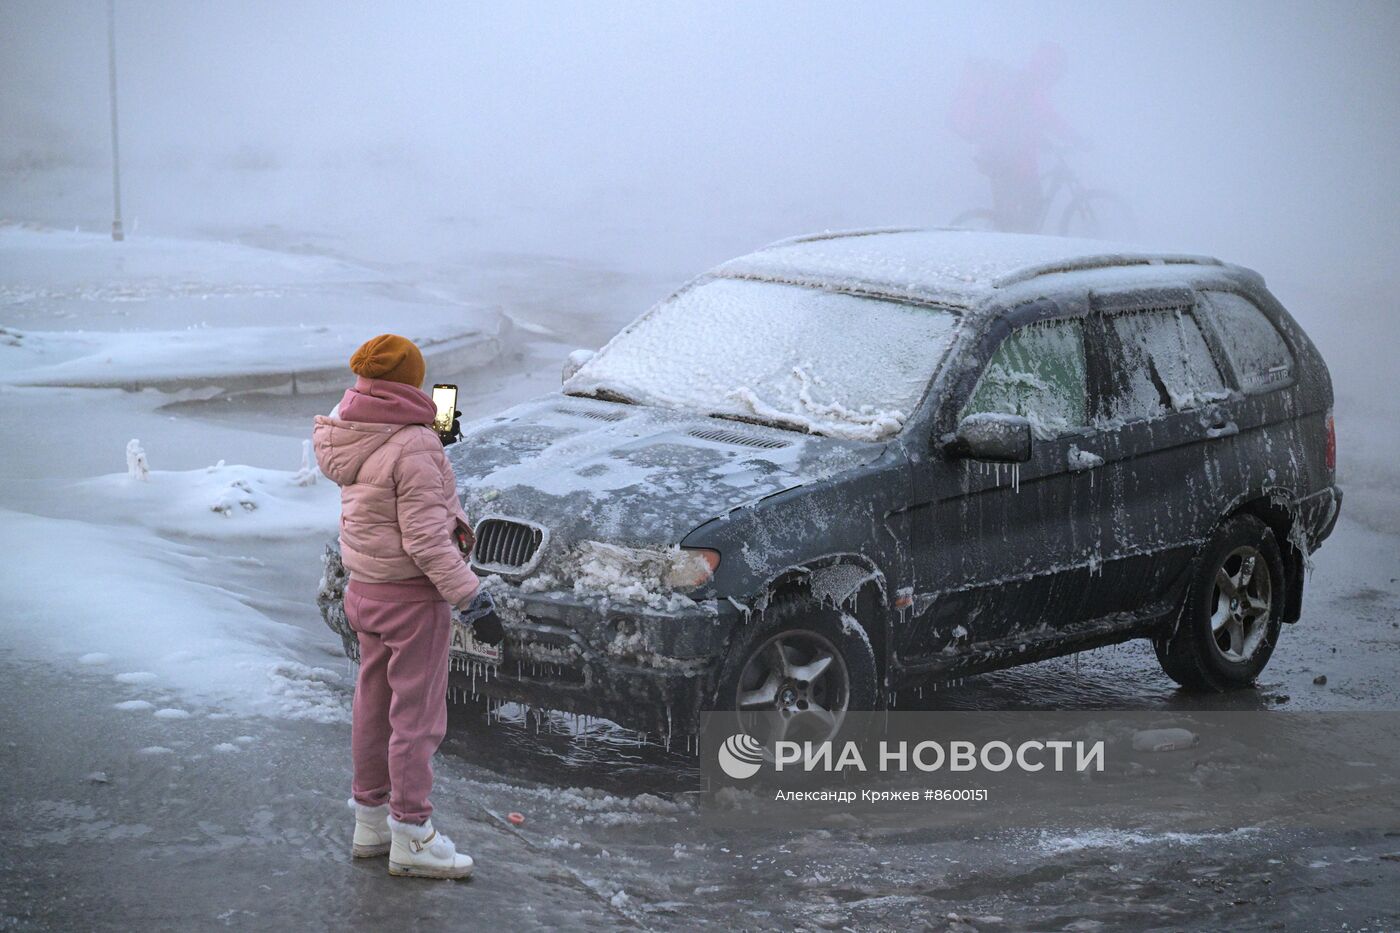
[718,733,765,780]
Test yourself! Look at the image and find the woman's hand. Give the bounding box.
[454,521,475,556]
[457,590,504,645]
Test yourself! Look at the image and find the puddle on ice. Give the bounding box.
[440,700,699,799]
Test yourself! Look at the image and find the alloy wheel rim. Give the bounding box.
[1209,545,1272,662]
[735,630,849,746]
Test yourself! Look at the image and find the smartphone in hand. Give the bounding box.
[431,383,459,443]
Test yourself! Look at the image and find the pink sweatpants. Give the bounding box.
[344,576,450,825]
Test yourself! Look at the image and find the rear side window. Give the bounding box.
[1104,307,1228,422]
[1197,292,1294,394]
[963,319,1087,438]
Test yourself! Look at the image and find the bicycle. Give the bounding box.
[950,149,1135,239]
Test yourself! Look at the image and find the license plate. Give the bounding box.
[450,619,502,664]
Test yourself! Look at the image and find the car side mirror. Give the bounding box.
[561,349,595,384]
[947,413,1033,463]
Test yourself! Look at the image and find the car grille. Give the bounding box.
[472,518,545,572]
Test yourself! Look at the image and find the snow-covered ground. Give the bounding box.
[0,508,347,723]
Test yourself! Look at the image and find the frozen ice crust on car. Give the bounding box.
[564,277,959,441]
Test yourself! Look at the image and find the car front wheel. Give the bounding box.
[1154,514,1286,691]
[712,598,878,746]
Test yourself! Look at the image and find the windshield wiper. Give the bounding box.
[566,387,638,405]
[710,411,818,436]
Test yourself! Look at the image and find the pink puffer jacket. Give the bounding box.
[312,377,480,608]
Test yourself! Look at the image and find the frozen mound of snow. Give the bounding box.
[0,225,501,389]
[83,443,338,539]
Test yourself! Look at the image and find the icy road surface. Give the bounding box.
[2,234,1398,931]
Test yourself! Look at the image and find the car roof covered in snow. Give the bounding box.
[715,228,1226,310]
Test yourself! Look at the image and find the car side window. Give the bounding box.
[962,319,1087,438]
[1196,292,1295,394]
[1103,307,1228,422]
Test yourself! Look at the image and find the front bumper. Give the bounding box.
[453,583,738,735]
[317,541,742,737]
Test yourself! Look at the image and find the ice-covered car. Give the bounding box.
[318,228,1341,739]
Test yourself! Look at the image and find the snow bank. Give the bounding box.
[82,443,338,538]
[0,225,501,389]
[0,509,347,722]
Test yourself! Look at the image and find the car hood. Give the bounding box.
[446,395,879,553]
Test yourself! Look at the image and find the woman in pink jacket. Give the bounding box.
[313,333,479,880]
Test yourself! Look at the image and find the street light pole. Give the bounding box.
[107,0,124,242]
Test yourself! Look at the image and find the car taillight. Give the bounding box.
[1324,411,1336,473]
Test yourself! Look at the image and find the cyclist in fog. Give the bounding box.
[950,42,1080,233]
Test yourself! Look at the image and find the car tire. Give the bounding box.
[1154,514,1287,691]
[711,597,879,746]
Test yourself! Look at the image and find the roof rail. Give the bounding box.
[992,253,1223,288]
[760,227,921,251]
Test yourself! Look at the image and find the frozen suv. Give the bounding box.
[318,229,1341,739]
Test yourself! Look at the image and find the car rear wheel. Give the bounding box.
[1154,514,1286,690]
[712,598,878,746]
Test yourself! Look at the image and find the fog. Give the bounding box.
[3,1,1398,298]
[5,10,1400,929]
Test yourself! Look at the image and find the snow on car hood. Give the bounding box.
[446,395,879,554]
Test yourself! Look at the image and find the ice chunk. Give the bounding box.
[1131,727,1198,752]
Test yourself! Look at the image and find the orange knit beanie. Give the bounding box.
[349,334,425,388]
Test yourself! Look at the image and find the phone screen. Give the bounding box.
[431,384,457,434]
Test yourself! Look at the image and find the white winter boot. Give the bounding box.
[349,800,391,859]
[387,816,474,880]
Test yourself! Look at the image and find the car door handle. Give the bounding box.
[1205,420,1239,439]
[1067,445,1104,472]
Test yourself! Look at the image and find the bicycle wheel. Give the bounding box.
[948,208,1003,232]
[1058,190,1136,239]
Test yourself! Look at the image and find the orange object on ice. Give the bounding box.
[507,812,525,826]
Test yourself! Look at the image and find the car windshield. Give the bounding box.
[564,276,960,441]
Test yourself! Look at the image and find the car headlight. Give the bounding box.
[570,541,721,594]
[665,547,721,590]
